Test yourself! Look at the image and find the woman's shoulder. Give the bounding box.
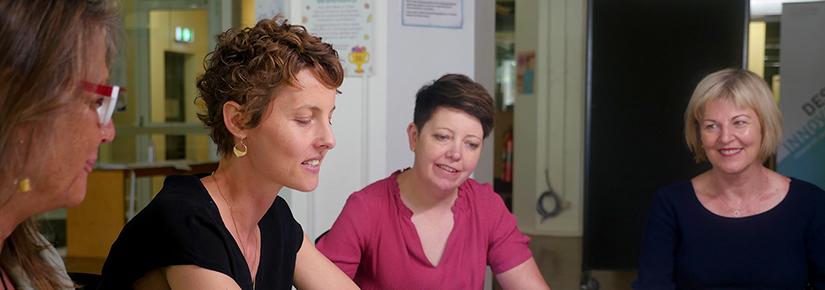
[37,234,74,289]
[348,172,400,201]
[261,196,304,254]
[141,175,215,220]
[263,196,303,233]
[787,177,825,206]
[6,233,74,290]
[457,178,510,211]
[114,174,221,248]
[153,175,211,202]
[101,176,232,289]
[658,179,693,193]
[647,179,696,211]
[789,177,825,195]
[460,178,497,198]
[655,179,694,198]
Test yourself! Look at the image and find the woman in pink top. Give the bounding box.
[317,74,550,289]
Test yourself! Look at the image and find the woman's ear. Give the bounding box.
[223,101,247,140]
[407,123,418,152]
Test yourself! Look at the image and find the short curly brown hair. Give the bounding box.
[197,16,344,156]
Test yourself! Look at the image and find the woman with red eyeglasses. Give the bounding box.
[0,0,120,289]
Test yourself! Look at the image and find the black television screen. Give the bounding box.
[583,0,747,272]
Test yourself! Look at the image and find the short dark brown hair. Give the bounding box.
[196,16,344,156]
[413,74,495,138]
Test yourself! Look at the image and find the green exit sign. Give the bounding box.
[175,27,193,43]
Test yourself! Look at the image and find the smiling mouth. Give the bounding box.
[437,164,458,173]
[302,159,320,168]
[719,148,742,156]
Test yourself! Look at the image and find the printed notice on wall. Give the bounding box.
[301,0,374,76]
[255,0,285,22]
[402,0,463,29]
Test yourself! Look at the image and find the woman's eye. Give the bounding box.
[93,97,105,109]
[296,118,311,125]
[466,142,480,150]
[733,120,748,126]
[434,134,450,141]
[703,123,717,130]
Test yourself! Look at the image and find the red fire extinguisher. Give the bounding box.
[502,130,514,183]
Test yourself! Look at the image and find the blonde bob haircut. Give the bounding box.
[684,68,783,163]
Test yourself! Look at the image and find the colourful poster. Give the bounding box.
[301,0,375,76]
[777,2,825,189]
[517,51,536,96]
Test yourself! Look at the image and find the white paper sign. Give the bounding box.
[402,0,463,29]
[255,0,285,22]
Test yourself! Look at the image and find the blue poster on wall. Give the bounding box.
[777,2,825,189]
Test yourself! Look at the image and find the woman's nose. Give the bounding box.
[719,126,734,144]
[101,120,116,143]
[317,122,336,150]
[446,145,462,161]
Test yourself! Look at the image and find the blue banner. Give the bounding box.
[777,2,825,189]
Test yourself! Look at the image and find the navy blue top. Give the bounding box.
[634,178,825,290]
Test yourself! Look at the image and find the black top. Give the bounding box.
[99,175,303,290]
[634,178,825,290]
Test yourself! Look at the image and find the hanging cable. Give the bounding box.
[537,168,563,221]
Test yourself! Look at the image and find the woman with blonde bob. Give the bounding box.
[634,68,825,289]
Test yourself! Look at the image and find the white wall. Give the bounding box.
[474,0,496,184]
[254,0,495,240]
[513,0,586,236]
[386,1,479,171]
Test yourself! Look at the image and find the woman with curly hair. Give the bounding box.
[99,17,358,290]
[0,0,120,289]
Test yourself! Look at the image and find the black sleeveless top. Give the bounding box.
[99,175,303,290]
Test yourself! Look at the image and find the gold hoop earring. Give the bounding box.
[233,139,248,158]
[16,178,31,193]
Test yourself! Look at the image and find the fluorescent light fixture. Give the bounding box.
[183,28,192,42]
[751,0,821,17]
[174,26,193,43]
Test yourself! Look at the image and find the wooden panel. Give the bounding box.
[64,256,106,275]
[67,170,125,258]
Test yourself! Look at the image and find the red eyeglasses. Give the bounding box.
[81,81,125,125]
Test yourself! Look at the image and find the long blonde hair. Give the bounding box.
[0,0,119,288]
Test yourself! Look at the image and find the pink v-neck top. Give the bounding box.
[317,170,532,290]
